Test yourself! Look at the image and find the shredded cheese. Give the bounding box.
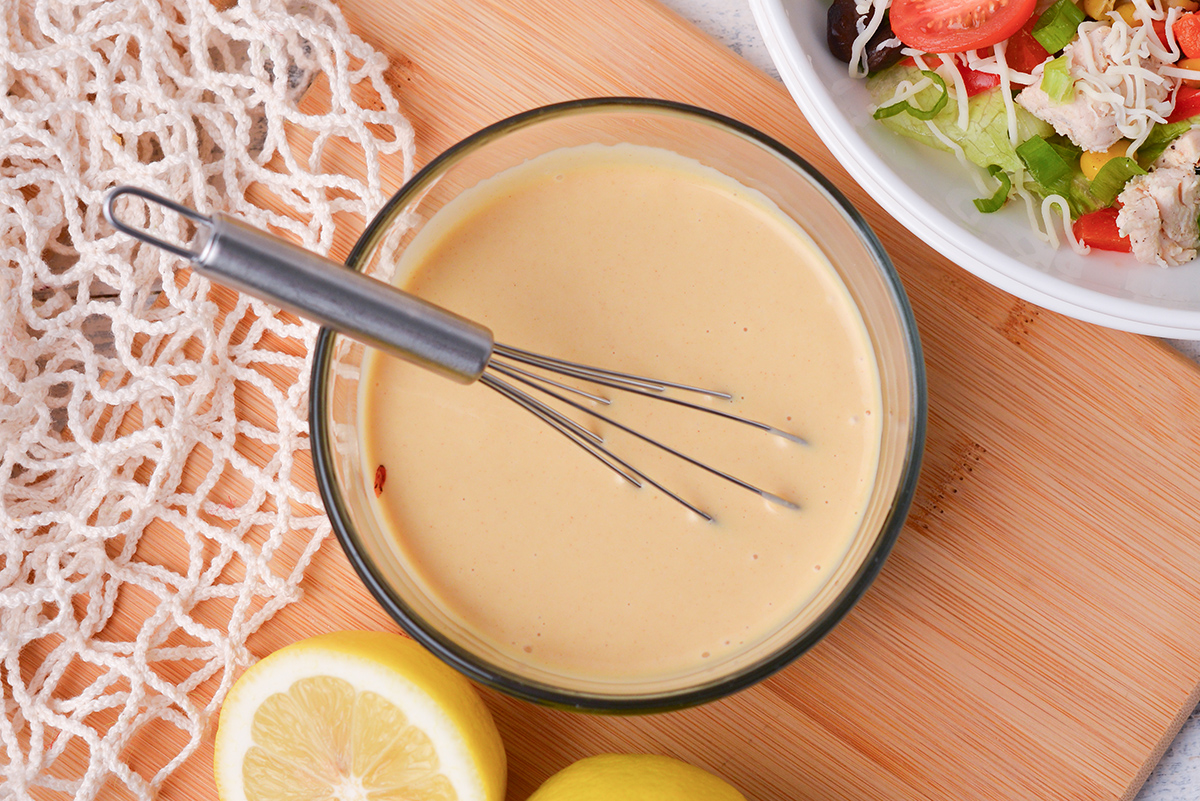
[990,42,1023,147]
[964,44,1042,87]
[1158,64,1200,80]
[1133,0,1181,62]
[935,52,972,130]
[1012,183,1053,242]
[1041,195,1090,254]
[905,49,930,70]
[1059,19,1178,152]
[872,76,936,113]
[902,50,973,129]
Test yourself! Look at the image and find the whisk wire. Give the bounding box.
[482,369,603,446]
[490,348,807,445]
[493,344,731,398]
[485,348,802,517]
[479,372,713,521]
[486,360,612,405]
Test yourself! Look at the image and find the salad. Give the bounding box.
[827,0,1200,266]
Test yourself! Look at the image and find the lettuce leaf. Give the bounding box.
[866,63,1052,174]
[866,64,1109,214]
[1017,134,1105,217]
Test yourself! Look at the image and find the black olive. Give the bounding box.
[827,0,905,74]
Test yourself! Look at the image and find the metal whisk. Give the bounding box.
[104,186,803,520]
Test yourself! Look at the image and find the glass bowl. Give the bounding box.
[310,97,926,712]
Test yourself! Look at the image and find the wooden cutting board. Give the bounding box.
[150,1,1200,799]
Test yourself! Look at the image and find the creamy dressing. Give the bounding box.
[358,144,882,682]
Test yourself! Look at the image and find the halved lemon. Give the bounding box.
[213,631,506,801]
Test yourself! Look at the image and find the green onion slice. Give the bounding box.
[1033,0,1085,54]
[1041,55,1075,103]
[1089,156,1147,206]
[873,70,949,121]
[1048,138,1082,164]
[1139,120,1196,165]
[1016,135,1074,189]
[974,165,1012,213]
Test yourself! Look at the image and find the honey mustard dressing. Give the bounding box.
[358,144,882,682]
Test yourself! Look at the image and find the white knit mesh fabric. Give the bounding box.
[0,0,414,797]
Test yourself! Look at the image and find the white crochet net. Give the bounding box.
[0,0,414,798]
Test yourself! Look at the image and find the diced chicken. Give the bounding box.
[1017,23,1171,153]
[1018,79,1123,152]
[1117,168,1200,267]
[1153,129,1200,170]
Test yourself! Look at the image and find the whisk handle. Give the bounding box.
[104,187,494,384]
[198,213,494,383]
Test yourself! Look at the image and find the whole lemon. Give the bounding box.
[527,754,746,801]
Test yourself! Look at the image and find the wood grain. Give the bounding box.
[135,1,1200,799]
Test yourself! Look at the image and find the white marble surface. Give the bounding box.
[657,0,1200,797]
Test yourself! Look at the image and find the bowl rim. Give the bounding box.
[309,96,927,713]
[749,0,1200,339]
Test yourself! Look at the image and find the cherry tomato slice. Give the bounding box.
[1073,207,1131,253]
[890,0,1038,53]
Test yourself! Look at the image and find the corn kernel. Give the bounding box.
[1167,0,1199,10]
[1113,2,1139,25]
[1084,0,1116,19]
[1081,141,1131,181]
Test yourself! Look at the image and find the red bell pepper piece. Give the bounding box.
[1169,86,1200,123]
[1073,207,1132,253]
[1174,13,1200,59]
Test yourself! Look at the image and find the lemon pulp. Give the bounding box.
[243,676,454,800]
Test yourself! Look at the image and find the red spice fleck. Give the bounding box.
[374,464,386,497]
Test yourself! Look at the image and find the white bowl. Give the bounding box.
[750,0,1200,338]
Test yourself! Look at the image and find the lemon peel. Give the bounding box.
[527,754,746,801]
